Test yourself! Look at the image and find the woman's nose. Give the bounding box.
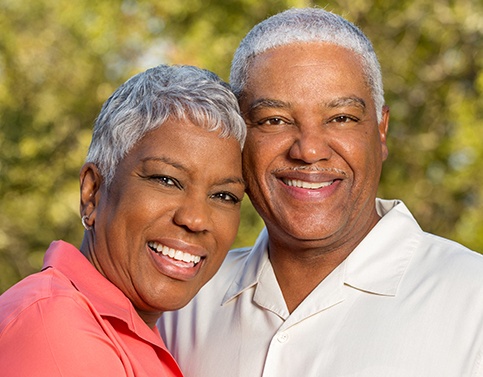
[173,196,211,233]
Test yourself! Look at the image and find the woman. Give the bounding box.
[0,64,246,376]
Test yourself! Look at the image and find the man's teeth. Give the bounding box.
[283,179,334,189]
[148,241,201,264]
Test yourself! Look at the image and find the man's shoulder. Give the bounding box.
[379,199,483,273]
[411,231,483,289]
[420,231,483,263]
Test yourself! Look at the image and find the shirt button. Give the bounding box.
[277,332,289,343]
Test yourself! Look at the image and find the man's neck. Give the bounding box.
[267,212,381,313]
[268,244,350,313]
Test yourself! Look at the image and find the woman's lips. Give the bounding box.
[148,241,201,265]
[147,241,205,280]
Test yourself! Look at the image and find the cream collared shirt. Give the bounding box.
[159,199,483,377]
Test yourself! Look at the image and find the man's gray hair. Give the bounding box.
[230,7,385,122]
[86,64,246,186]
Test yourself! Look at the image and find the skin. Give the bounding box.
[79,118,245,328]
[240,42,389,312]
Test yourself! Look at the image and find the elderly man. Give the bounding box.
[159,8,483,377]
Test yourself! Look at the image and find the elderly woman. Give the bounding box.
[0,64,246,376]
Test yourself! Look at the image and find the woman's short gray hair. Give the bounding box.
[86,64,246,186]
[230,7,385,122]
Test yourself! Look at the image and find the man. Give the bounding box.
[159,8,483,377]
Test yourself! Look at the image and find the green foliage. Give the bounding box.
[337,0,483,248]
[0,0,482,292]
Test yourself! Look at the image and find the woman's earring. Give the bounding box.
[81,215,92,230]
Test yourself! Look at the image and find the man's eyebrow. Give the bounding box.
[326,96,367,112]
[248,98,291,111]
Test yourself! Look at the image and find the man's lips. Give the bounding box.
[281,178,336,189]
[272,167,347,200]
[274,167,346,189]
[148,241,202,266]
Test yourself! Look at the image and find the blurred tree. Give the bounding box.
[0,0,171,290]
[0,0,481,292]
[333,0,483,248]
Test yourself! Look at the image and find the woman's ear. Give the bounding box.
[79,163,103,228]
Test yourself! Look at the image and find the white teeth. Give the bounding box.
[174,250,184,260]
[283,179,333,189]
[167,247,175,258]
[148,241,201,264]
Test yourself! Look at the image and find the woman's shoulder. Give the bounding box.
[0,268,94,333]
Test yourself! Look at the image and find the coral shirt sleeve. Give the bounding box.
[0,294,130,377]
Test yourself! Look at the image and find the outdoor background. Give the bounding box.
[1,0,482,293]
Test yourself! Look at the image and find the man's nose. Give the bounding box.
[288,125,333,164]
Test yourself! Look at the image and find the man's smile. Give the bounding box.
[282,178,336,189]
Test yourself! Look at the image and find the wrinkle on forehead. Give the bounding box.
[245,96,366,114]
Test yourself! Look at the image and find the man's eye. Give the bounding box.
[329,115,359,124]
[258,118,287,126]
[211,192,241,204]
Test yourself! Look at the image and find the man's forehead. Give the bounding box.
[243,96,367,113]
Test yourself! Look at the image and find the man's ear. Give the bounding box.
[79,163,103,228]
[379,105,390,161]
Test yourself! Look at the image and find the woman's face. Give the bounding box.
[80,118,244,326]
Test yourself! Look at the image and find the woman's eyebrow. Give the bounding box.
[141,156,186,171]
[216,177,246,187]
[142,157,245,186]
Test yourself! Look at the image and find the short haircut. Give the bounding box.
[230,7,385,121]
[86,64,246,186]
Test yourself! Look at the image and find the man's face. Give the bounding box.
[240,42,389,250]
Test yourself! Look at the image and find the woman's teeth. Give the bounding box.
[148,241,201,264]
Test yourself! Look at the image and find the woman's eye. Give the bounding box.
[211,192,241,204]
[151,175,181,189]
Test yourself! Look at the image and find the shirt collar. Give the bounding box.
[222,228,270,304]
[222,199,421,303]
[42,241,164,345]
[343,199,421,296]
